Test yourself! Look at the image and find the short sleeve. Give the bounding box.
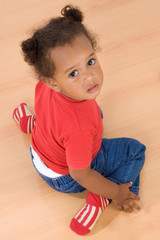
[63,131,93,170]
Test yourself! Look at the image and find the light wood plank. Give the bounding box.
[1,0,160,239]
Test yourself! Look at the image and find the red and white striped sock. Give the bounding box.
[13,103,35,134]
[70,192,111,235]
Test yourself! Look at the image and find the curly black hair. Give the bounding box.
[21,5,98,80]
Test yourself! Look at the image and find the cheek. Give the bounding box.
[96,66,104,83]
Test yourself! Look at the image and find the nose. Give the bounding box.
[81,70,93,81]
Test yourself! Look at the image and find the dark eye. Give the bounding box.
[69,70,78,78]
[88,59,95,66]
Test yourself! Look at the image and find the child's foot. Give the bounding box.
[13,103,35,134]
[70,192,111,235]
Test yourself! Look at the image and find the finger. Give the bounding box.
[117,204,124,211]
[114,202,124,211]
[129,192,140,200]
[126,199,142,211]
[122,200,133,213]
[123,204,133,213]
[124,182,133,188]
[130,200,142,211]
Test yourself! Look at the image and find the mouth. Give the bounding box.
[87,84,99,93]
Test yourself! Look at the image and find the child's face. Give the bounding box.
[48,34,103,101]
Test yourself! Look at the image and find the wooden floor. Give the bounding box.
[1,0,160,239]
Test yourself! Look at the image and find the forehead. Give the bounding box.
[50,35,94,72]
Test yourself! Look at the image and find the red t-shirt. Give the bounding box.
[31,82,103,175]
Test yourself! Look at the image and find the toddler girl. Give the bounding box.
[13,5,146,235]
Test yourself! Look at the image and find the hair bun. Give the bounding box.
[61,5,83,22]
[21,38,39,65]
[21,38,38,53]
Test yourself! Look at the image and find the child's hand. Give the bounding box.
[121,198,141,212]
[112,182,141,212]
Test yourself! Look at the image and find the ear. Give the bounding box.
[44,78,61,92]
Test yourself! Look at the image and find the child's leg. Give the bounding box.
[70,192,111,235]
[13,103,36,134]
[30,146,111,235]
[92,137,146,195]
[30,138,145,235]
[71,138,145,235]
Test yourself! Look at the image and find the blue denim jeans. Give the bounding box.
[30,137,146,196]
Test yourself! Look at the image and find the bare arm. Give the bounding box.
[69,166,119,199]
[69,166,141,212]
